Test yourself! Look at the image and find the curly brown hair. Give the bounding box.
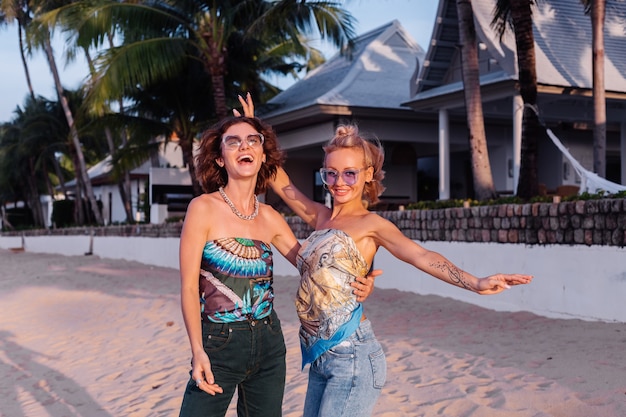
[195,117,285,195]
[323,124,386,205]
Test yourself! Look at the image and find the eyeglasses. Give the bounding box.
[222,133,265,149]
[319,168,366,186]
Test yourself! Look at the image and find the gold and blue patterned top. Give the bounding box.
[296,229,368,367]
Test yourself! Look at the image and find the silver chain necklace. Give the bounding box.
[218,187,259,221]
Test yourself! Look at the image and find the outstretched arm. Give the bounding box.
[372,215,532,294]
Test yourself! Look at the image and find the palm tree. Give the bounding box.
[125,59,216,196]
[492,0,540,199]
[456,0,497,201]
[27,0,104,225]
[0,121,38,226]
[81,40,135,223]
[44,0,355,117]
[41,0,355,196]
[581,0,607,178]
[0,96,69,228]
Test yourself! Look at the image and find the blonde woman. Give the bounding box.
[237,95,533,417]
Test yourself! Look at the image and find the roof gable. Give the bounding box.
[262,20,426,118]
[415,0,461,93]
[416,0,626,97]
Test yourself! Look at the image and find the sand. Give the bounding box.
[0,248,624,417]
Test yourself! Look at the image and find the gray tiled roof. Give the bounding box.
[428,0,626,93]
[262,20,425,117]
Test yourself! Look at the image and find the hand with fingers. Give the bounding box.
[351,269,383,302]
[233,92,255,118]
[475,273,533,295]
[191,351,223,395]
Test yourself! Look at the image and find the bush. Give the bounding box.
[51,199,75,227]
[6,207,34,229]
[405,190,625,210]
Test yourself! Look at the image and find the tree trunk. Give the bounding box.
[103,126,133,223]
[95,39,134,223]
[456,0,497,201]
[511,0,539,199]
[43,35,104,225]
[72,152,85,225]
[179,131,203,196]
[211,71,228,120]
[204,30,228,120]
[591,0,606,177]
[52,155,69,199]
[18,22,36,101]
[26,156,45,227]
[1,204,15,230]
[42,160,55,200]
[196,44,227,194]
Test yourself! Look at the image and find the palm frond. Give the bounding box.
[86,37,190,114]
[491,0,539,40]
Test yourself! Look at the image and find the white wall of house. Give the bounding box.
[2,235,624,323]
[149,167,193,224]
[94,179,146,225]
[83,139,190,225]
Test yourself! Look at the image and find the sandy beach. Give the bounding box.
[1,248,624,417]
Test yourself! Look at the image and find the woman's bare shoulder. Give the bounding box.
[186,193,220,217]
[360,210,404,237]
[362,210,388,225]
[259,201,289,223]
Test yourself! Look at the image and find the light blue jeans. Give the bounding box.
[302,319,386,417]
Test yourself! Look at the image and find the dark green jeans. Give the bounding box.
[178,310,287,417]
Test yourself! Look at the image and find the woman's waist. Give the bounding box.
[202,305,273,325]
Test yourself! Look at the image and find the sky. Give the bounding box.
[0,0,439,123]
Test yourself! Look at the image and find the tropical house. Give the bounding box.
[258,0,626,209]
[407,0,626,197]
[56,137,192,227]
[48,0,626,227]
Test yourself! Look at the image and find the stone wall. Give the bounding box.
[286,198,626,247]
[1,222,184,239]
[3,198,626,247]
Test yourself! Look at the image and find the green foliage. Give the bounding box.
[406,199,468,210]
[51,198,104,227]
[165,215,184,223]
[6,207,34,229]
[405,190,624,210]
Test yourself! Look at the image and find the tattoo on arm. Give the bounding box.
[430,261,470,289]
